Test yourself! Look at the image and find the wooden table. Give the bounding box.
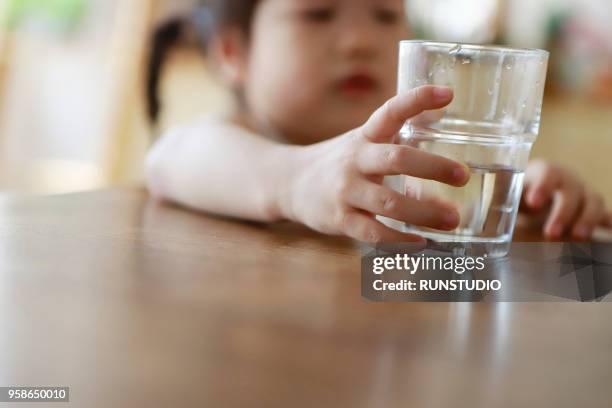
[1,189,611,407]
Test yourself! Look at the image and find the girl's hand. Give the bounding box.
[522,159,612,240]
[280,85,470,244]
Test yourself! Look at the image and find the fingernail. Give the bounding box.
[452,165,469,184]
[529,192,543,207]
[441,211,460,229]
[548,224,563,238]
[433,87,453,100]
[574,225,589,240]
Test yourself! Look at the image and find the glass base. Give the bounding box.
[403,227,512,258]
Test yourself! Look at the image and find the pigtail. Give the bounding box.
[146,0,258,124]
[146,17,186,123]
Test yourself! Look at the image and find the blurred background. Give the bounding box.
[0,0,610,199]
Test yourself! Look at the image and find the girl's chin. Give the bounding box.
[337,104,380,124]
[275,103,385,144]
[320,113,373,136]
[283,119,364,144]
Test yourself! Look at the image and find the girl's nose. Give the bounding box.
[336,20,378,60]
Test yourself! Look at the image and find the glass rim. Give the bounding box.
[400,40,549,58]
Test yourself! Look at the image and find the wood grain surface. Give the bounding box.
[0,189,610,407]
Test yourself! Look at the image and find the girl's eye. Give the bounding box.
[374,9,401,24]
[302,8,335,23]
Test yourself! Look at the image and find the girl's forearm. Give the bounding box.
[145,120,299,222]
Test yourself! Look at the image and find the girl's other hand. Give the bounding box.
[280,85,470,245]
[522,159,612,240]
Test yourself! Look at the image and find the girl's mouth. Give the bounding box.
[336,73,377,97]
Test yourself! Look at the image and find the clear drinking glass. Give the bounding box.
[395,41,549,257]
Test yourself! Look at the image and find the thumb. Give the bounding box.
[361,85,453,144]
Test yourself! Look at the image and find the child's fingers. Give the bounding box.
[338,211,426,245]
[544,182,584,239]
[344,180,460,230]
[361,86,453,144]
[410,108,447,127]
[524,160,562,209]
[571,191,605,240]
[356,144,469,186]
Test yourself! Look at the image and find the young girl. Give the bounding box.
[146,0,610,244]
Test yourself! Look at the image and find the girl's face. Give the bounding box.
[239,0,409,144]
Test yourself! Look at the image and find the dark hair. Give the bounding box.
[146,0,260,123]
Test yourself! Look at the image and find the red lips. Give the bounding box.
[337,73,377,96]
